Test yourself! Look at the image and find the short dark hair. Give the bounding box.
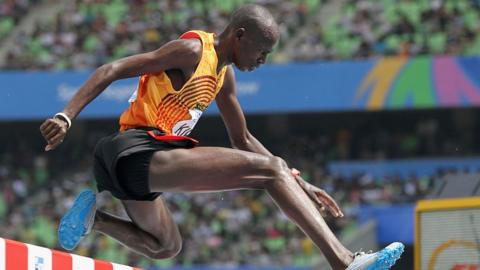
[228,4,278,37]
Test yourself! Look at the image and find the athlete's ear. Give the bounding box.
[235,28,245,40]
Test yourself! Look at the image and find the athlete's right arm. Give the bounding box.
[40,39,202,151]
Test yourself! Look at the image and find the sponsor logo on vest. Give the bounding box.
[172,108,203,136]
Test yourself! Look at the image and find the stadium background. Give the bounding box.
[1,0,480,269]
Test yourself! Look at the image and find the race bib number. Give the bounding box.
[172,108,203,136]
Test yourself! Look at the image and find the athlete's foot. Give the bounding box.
[345,242,404,270]
[58,189,97,250]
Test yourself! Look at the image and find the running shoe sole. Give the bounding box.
[58,189,96,250]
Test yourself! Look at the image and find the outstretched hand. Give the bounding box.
[40,118,68,151]
[294,174,344,218]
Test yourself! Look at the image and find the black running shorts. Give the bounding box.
[93,128,197,201]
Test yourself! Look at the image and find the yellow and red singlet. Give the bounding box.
[119,30,228,136]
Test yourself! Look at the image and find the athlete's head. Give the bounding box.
[227,4,279,72]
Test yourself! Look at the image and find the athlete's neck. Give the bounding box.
[214,30,232,73]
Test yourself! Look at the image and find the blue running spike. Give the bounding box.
[58,189,96,250]
[367,242,404,270]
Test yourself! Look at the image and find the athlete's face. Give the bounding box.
[232,28,278,72]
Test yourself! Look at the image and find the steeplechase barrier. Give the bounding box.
[415,197,480,270]
[0,237,142,270]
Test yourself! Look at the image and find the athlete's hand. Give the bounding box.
[40,118,68,151]
[294,175,344,218]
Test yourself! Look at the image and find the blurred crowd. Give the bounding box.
[3,0,480,70]
[0,120,458,269]
[3,0,320,70]
[0,0,40,41]
[292,0,480,61]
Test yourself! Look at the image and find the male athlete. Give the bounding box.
[40,5,403,270]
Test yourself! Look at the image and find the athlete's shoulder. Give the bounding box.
[156,38,202,70]
[177,38,202,60]
[177,30,206,58]
[166,38,201,59]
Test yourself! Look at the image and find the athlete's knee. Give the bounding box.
[165,235,183,258]
[148,235,182,259]
[263,156,292,187]
[162,238,182,259]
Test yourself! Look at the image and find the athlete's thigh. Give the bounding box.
[148,146,280,193]
[121,196,181,244]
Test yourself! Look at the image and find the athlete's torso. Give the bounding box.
[119,30,228,136]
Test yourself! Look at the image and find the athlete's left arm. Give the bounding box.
[216,66,272,156]
[216,66,344,218]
